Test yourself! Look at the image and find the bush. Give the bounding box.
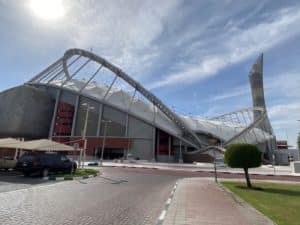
[225,143,262,168]
[225,143,262,188]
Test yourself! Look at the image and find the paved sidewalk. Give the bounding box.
[162,178,275,225]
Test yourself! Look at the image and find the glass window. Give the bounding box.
[75,96,100,136]
[60,91,77,105]
[60,155,68,161]
[128,116,154,139]
[100,105,126,137]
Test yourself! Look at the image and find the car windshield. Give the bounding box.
[19,154,36,162]
[60,155,69,161]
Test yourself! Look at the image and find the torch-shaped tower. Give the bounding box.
[249,53,273,135]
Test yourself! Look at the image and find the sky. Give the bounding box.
[0,0,300,147]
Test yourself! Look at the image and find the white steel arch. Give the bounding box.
[28,48,206,149]
[27,48,272,154]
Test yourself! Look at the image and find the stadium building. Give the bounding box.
[0,49,276,162]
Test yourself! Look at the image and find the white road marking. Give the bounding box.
[156,181,179,225]
[166,198,171,205]
[158,210,166,221]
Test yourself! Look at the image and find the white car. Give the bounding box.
[0,156,17,170]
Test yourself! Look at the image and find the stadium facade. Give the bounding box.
[0,49,276,162]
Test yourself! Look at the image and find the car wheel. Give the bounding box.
[69,165,75,174]
[41,168,49,177]
[23,172,30,177]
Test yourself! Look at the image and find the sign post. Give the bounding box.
[73,143,80,168]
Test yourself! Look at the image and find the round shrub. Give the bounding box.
[225,143,262,168]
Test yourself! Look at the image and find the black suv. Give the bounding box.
[16,153,77,177]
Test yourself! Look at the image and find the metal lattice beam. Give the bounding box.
[27,48,206,149]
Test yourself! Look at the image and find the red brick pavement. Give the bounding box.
[162,178,275,225]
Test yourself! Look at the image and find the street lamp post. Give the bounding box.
[81,103,94,168]
[213,148,218,183]
[100,119,111,167]
[179,139,183,163]
[297,120,300,152]
[209,138,219,183]
[272,152,276,175]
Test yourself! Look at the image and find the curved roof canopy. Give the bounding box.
[27,48,273,151]
[0,138,75,151]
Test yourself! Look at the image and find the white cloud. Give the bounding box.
[269,102,300,119]
[269,101,300,147]
[205,69,300,103]
[60,0,181,78]
[4,1,300,88]
[208,85,250,102]
[149,6,300,89]
[1,0,181,81]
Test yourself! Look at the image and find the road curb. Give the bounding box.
[106,164,300,180]
[44,173,98,181]
[195,169,299,178]
[156,181,178,225]
[105,165,158,170]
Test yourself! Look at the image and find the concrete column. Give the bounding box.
[71,95,79,136]
[179,139,183,163]
[156,130,160,161]
[96,104,103,136]
[152,128,156,161]
[168,135,171,162]
[124,113,129,160]
[49,89,61,138]
[151,104,156,162]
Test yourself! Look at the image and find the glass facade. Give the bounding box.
[75,96,101,136]
[100,105,126,137]
[60,91,77,105]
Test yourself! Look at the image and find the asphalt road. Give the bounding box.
[0,167,178,225]
[1,166,300,225]
[0,170,59,193]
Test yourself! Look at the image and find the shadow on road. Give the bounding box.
[0,170,52,185]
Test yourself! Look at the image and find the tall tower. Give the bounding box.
[249,54,273,135]
[249,54,276,160]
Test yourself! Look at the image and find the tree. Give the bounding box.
[297,133,300,150]
[224,143,262,188]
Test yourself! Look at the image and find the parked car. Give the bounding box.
[126,153,136,163]
[0,156,17,170]
[16,152,77,177]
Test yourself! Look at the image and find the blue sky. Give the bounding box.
[1,0,300,147]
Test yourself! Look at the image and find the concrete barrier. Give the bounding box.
[291,161,300,173]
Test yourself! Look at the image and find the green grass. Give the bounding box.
[222,181,300,225]
[54,168,99,178]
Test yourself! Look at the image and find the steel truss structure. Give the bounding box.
[27,48,274,154]
[210,107,273,145]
